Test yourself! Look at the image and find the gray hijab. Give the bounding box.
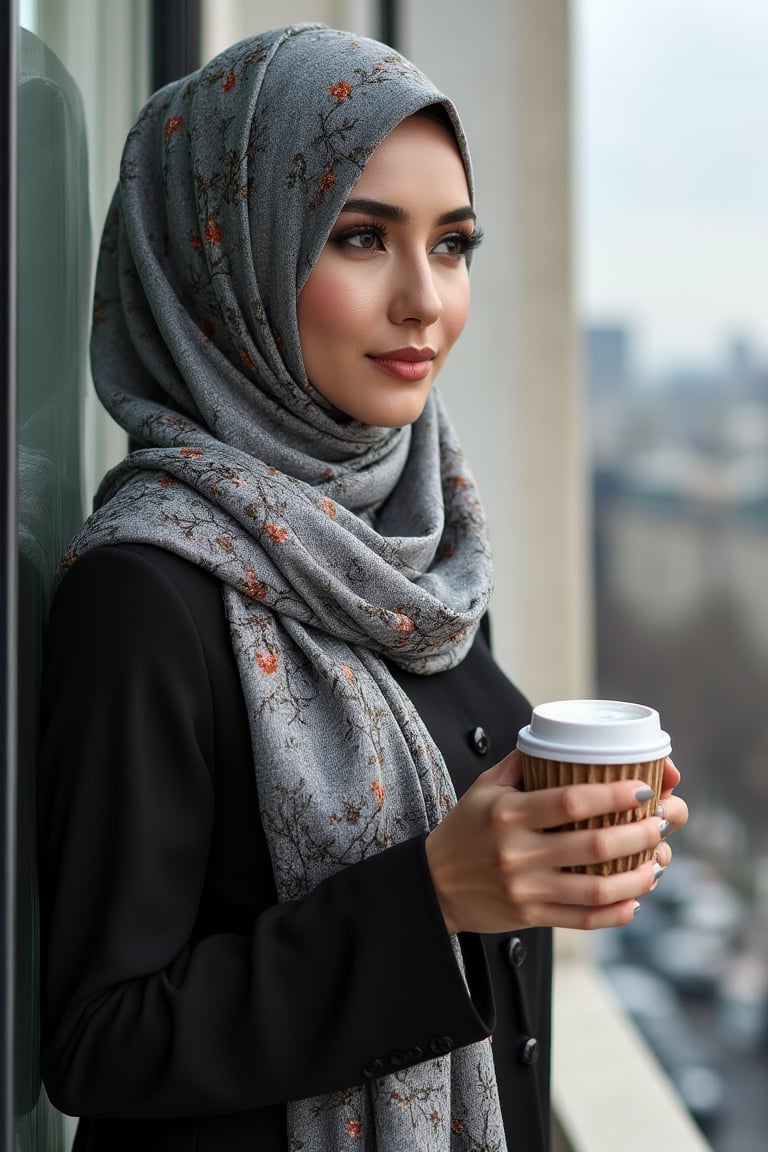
[71,23,504,1150]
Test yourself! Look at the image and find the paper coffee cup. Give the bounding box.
[517,700,671,876]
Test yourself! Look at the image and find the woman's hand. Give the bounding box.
[653,756,687,871]
[425,750,688,936]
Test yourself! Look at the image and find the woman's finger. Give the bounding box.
[660,755,681,794]
[520,858,661,930]
[540,816,665,872]
[654,841,673,870]
[657,793,688,833]
[533,898,641,932]
[509,777,660,832]
[556,858,658,906]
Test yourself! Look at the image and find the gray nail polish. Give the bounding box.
[632,901,641,916]
[659,819,671,839]
[652,862,666,881]
[634,786,654,803]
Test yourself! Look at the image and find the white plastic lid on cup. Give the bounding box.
[516,699,671,765]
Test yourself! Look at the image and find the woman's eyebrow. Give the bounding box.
[435,207,476,226]
[340,197,476,227]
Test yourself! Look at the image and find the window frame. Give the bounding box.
[0,0,19,1146]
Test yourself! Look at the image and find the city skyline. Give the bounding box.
[575,0,768,373]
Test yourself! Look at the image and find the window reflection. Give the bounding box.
[16,25,89,1151]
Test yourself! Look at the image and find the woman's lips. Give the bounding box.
[367,347,436,381]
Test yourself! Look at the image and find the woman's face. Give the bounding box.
[297,114,477,427]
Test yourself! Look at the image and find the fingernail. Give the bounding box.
[652,862,666,881]
[634,786,654,803]
[632,901,641,916]
[659,819,671,840]
[655,802,666,820]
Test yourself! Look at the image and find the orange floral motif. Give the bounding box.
[240,347,255,370]
[256,651,279,675]
[179,447,204,458]
[158,475,175,487]
[452,475,467,488]
[204,215,221,245]
[341,664,355,683]
[394,612,415,635]
[215,536,234,553]
[320,497,337,519]
[189,231,203,251]
[450,1120,465,1134]
[265,523,288,544]
[329,80,353,102]
[164,115,183,137]
[318,167,336,192]
[345,1119,362,1138]
[371,779,385,808]
[222,71,236,92]
[243,568,268,601]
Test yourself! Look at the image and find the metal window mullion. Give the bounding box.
[0,0,18,1147]
[152,0,201,91]
[379,0,399,49]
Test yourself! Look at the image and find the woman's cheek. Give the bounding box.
[444,276,471,349]
[299,266,370,342]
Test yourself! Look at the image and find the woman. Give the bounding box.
[38,24,686,1152]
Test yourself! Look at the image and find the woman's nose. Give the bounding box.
[388,257,443,327]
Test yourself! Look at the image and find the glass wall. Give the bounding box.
[12,4,149,1147]
[16,23,88,1152]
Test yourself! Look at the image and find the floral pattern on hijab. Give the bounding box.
[71,23,504,1151]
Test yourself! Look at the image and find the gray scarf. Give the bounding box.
[70,23,504,1150]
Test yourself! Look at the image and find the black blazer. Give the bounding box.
[38,543,552,1151]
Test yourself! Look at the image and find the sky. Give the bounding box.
[574,0,768,374]
[19,0,35,29]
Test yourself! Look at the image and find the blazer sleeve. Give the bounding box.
[38,546,494,1120]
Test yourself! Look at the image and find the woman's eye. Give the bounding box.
[336,227,385,251]
[432,233,472,258]
[351,230,380,249]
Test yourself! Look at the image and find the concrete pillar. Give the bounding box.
[401,0,591,703]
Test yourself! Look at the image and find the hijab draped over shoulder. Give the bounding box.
[71,23,503,1151]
